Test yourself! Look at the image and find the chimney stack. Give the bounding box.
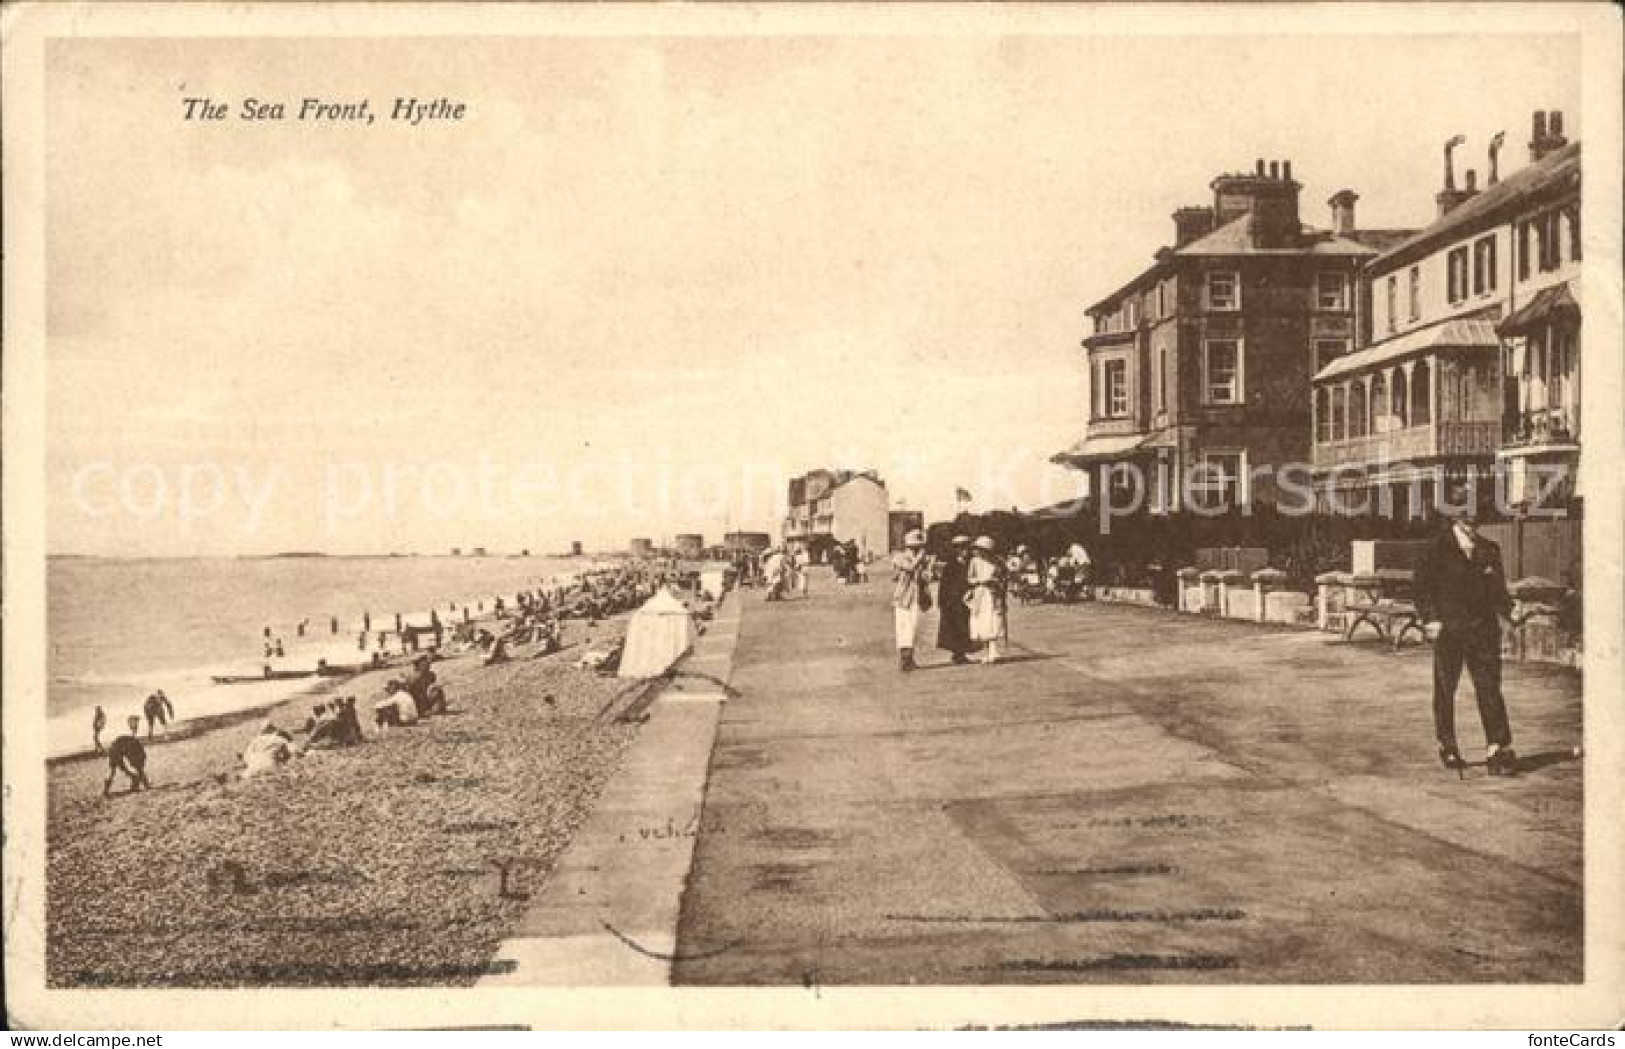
[1327,189,1358,235]
[1172,206,1217,248]
[1211,160,1301,246]
[1465,169,1478,192]
[1283,160,1292,181]
[1436,134,1474,218]
[1529,109,1568,162]
[1488,131,1506,185]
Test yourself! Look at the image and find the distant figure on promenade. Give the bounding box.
[792,546,810,598]
[966,536,1008,665]
[274,639,285,658]
[91,705,108,754]
[763,547,787,601]
[829,542,850,585]
[1066,542,1095,600]
[936,535,973,665]
[143,690,174,740]
[890,529,933,671]
[103,716,150,797]
[1415,496,1517,776]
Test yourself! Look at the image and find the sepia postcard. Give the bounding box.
[3,0,1622,1032]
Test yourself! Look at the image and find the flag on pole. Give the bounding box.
[955,487,974,508]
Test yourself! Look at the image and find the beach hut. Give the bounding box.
[616,588,695,678]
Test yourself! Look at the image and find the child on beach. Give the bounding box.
[92,706,107,754]
[103,716,151,797]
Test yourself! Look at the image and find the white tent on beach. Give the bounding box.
[616,588,696,679]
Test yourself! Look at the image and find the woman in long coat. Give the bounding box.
[935,535,973,664]
[966,536,1008,664]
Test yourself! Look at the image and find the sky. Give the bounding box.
[45,31,1580,556]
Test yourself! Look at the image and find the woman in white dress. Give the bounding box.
[966,536,1007,664]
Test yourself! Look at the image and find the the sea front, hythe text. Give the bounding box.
[181,97,466,125]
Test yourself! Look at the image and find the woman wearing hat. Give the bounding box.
[966,536,1007,664]
[935,535,974,664]
[891,529,933,671]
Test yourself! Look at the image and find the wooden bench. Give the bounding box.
[1343,570,1428,650]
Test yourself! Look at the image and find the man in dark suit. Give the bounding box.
[1414,499,1517,776]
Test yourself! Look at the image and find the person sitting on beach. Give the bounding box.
[404,656,443,714]
[142,690,173,741]
[92,705,108,754]
[302,703,332,734]
[104,716,151,797]
[300,707,343,754]
[373,680,420,729]
[240,720,294,778]
[332,696,365,746]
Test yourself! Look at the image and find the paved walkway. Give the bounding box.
[674,569,1583,984]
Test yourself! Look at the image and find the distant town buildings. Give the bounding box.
[1053,158,1415,512]
[783,469,889,560]
[723,531,772,555]
[629,537,654,558]
[675,534,705,559]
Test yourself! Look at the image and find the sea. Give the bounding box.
[45,554,595,758]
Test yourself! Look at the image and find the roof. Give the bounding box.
[1174,215,1387,257]
[1496,281,1579,337]
[1086,258,1168,315]
[1375,141,1580,273]
[1083,216,1403,314]
[1339,229,1420,253]
[1313,317,1500,382]
[1050,431,1156,465]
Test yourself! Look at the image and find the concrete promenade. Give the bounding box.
[674,568,1583,984]
[481,591,742,985]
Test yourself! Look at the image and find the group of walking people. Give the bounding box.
[761,544,809,601]
[892,530,1008,671]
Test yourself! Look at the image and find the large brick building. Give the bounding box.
[1053,160,1414,512]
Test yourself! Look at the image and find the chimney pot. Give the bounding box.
[1533,110,1547,139]
[1283,160,1293,181]
[1465,169,1477,192]
[1255,159,1265,176]
[1268,161,1279,179]
[1550,111,1564,137]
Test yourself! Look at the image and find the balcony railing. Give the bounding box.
[1313,420,1501,470]
[1502,407,1578,450]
